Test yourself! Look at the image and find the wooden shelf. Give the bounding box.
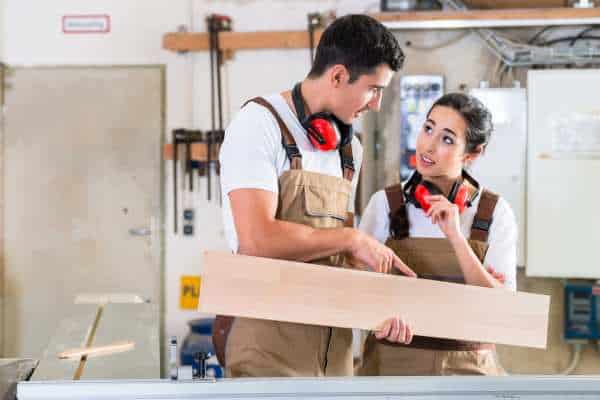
[163,29,324,52]
[162,7,600,53]
[163,29,323,51]
[163,143,220,161]
[372,7,600,22]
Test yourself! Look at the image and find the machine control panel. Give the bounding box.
[399,75,444,180]
[564,282,600,340]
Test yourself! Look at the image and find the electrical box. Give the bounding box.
[399,75,444,180]
[564,282,600,341]
[469,85,527,267]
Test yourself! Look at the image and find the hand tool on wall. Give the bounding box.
[307,13,323,66]
[170,129,224,234]
[171,129,201,234]
[207,14,231,202]
[169,15,231,234]
[172,129,179,234]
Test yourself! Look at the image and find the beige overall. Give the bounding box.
[358,183,505,376]
[213,97,355,377]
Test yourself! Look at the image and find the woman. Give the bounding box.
[358,92,517,376]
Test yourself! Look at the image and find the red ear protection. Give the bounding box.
[413,183,435,213]
[292,83,352,151]
[304,113,342,151]
[407,171,477,214]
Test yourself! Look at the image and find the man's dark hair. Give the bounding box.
[308,14,404,83]
[428,93,493,153]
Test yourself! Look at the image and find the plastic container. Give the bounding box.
[180,318,223,378]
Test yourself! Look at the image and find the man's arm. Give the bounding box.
[230,188,416,276]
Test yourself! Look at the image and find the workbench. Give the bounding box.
[17,375,600,399]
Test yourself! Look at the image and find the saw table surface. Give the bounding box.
[17,375,600,399]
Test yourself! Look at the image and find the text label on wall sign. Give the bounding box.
[180,275,201,310]
[62,15,111,34]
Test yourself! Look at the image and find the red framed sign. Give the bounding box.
[62,14,111,34]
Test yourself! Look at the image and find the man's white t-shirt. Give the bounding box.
[220,93,363,253]
[359,186,518,291]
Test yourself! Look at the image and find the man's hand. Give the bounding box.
[347,230,416,276]
[374,316,413,344]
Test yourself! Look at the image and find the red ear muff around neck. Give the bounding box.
[414,184,432,212]
[292,82,351,151]
[453,184,469,213]
[412,180,469,214]
[306,117,341,151]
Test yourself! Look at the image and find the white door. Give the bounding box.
[1,66,164,357]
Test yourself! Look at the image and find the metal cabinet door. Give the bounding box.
[1,66,164,357]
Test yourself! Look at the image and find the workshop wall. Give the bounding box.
[0,0,4,60]
[1,0,598,375]
[1,0,195,364]
[0,0,372,364]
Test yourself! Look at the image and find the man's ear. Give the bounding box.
[463,144,485,165]
[329,64,349,87]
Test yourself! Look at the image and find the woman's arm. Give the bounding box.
[426,194,504,288]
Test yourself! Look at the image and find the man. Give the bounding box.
[217,14,415,377]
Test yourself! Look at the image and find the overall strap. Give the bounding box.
[244,97,302,169]
[385,183,409,240]
[339,142,355,182]
[470,189,499,242]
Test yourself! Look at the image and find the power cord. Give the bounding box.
[561,342,585,375]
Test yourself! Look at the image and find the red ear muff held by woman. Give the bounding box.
[406,170,479,214]
[292,83,352,151]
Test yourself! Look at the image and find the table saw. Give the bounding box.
[17,375,600,399]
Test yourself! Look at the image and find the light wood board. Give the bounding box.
[58,341,135,360]
[200,252,549,349]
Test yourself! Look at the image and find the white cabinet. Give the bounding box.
[527,69,600,278]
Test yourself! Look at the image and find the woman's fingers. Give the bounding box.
[374,319,392,339]
[376,317,412,344]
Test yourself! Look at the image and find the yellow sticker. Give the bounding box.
[180,275,201,310]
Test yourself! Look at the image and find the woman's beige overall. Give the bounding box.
[359,183,505,376]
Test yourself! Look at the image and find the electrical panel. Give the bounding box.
[399,75,444,180]
[564,282,600,341]
[469,85,527,267]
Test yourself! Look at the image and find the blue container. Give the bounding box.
[180,318,223,378]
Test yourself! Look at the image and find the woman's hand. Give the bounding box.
[374,316,413,344]
[425,195,462,241]
[486,266,506,284]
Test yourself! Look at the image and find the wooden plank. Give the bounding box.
[80,303,159,379]
[163,143,220,161]
[58,341,135,360]
[200,251,550,349]
[163,8,600,52]
[31,304,99,381]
